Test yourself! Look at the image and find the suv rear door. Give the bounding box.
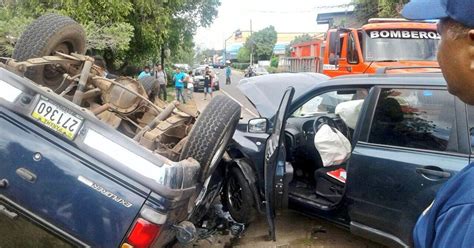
[346,86,470,247]
[0,107,148,247]
[264,87,295,241]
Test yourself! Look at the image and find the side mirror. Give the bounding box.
[328,30,341,66]
[329,54,340,66]
[248,118,269,133]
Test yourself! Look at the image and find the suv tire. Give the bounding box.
[223,166,257,224]
[13,13,86,92]
[180,95,240,183]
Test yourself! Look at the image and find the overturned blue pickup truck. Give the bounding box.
[0,14,241,247]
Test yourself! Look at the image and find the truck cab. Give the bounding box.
[323,19,440,77]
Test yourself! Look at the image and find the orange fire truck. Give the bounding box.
[282,18,440,77]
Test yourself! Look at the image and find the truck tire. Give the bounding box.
[223,166,257,224]
[180,95,241,183]
[12,14,86,92]
[138,76,156,96]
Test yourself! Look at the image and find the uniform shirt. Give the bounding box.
[226,67,231,77]
[413,162,474,248]
[138,71,151,79]
[173,72,186,88]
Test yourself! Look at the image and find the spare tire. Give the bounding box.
[13,13,86,92]
[180,95,241,183]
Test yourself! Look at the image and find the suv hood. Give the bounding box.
[237,73,329,118]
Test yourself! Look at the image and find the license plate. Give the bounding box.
[31,97,84,140]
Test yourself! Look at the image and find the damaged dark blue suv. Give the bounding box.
[224,72,474,247]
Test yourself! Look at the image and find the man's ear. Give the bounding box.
[469,30,474,70]
[469,30,474,42]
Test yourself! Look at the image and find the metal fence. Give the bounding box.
[280,57,322,73]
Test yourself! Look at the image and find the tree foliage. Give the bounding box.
[0,0,220,71]
[245,25,277,61]
[237,46,250,63]
[352,0,409,22]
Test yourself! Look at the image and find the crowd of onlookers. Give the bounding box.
[92,54,232,104]
[137,64,225,104]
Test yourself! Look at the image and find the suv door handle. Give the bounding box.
[0,205,18,219]
[416,167,451,178]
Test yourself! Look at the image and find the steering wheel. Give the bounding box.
[312,116,339,134]
[312,116,351,139]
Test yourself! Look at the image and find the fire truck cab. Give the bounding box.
[288,19,440,77]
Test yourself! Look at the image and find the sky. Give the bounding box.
[195,0,352,50]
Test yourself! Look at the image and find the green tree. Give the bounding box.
[237,46,250,63]
[285,33,314,56]
[352,0,408,22]
[245,25,277,61]
[0,0,221,72]
[270,56,279,68]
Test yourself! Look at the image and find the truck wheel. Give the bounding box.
[223,167,257,224]
[138,76,156,97]
[12,13,86,92]
[180,95,241,183]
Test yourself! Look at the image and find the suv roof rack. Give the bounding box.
[376,66,441,74]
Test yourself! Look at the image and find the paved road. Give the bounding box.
[192,69,258,119]
[191,69,381,248]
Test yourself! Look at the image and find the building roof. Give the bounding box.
[317,9,355,24]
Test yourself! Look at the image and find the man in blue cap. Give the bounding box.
[402,0,474,247]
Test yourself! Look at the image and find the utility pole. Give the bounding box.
[249,19,253,66]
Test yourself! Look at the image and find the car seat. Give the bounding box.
[313,99,365,203]
[313,122,351,203]
[314,164,346,203]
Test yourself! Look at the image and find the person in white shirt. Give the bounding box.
[186,71,194,101]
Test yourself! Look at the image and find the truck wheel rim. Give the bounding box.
[228,176,242,210]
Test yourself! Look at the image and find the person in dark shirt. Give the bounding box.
[203,69,213,100]
[402,0,474,247]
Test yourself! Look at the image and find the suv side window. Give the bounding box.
[292,89,368,117]
[369,88,456,152]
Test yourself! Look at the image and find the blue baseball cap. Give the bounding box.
[402,0,474,27]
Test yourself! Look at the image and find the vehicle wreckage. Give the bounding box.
[0,14,242,247]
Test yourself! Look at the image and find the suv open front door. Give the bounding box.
[264,87,295,241]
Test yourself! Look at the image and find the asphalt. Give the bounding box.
[192,69,258,119]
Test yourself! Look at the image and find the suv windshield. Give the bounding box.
[363,29,440,61]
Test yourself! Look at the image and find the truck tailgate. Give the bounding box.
[0,109,149,247]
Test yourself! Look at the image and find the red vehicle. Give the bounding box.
[284,18,440,76]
